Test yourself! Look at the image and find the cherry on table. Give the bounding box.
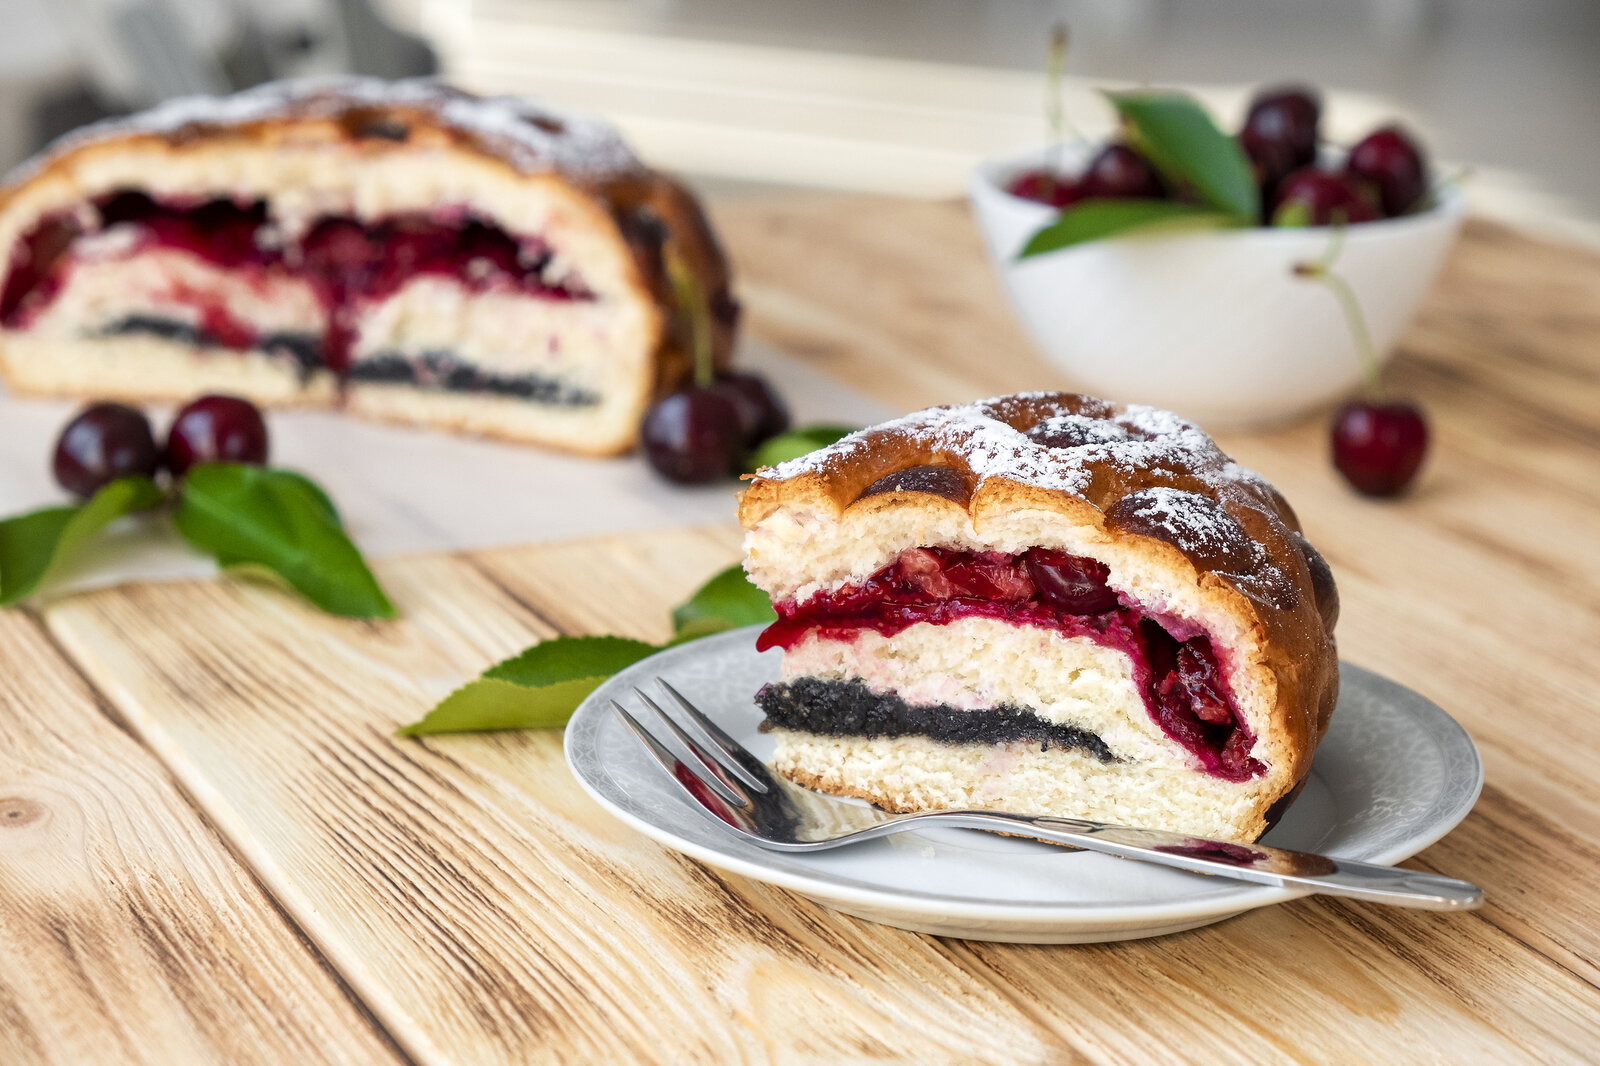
[1272,167,1381,226]
[1079,144,1166,201]
[1331,400,1429,496]
[53,402,162,497]
[640,387,744,483]
[1005,169,1079,208]
[1347,125,1429,217]
[709,371,790,447]
[1241,87,1321,170]
[165,394,270,478]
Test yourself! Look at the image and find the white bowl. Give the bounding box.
[969,146,1464,427]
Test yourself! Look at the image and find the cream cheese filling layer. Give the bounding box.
[28,243,324,341]
[779,617,1193,765]
[352,276,650,385]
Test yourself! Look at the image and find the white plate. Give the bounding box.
[564,627,1482,943]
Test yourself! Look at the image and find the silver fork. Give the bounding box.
[609,679,1483,911]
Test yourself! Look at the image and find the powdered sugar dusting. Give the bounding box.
[768,391,1235,500]
[1112,487,1261,567]
[4,76,642,189]
[771,395,1090,494]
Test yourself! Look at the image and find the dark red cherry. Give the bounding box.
[640,388,743,483]
[1005,169,1079,208]
[1347,125,1429,217]
[165,394,270,477]
[710,371,790,447]
[1331,400,1429,496]
[1238,129,1300,212]
[53,402,161,497]
[1079,144,1166,201]
[1023,548,1120,614]
[1241,87,1321,170]
[1272,167,1381,226]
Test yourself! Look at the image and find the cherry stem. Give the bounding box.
[1292,221,1383,395]
[665,240,713,387]
[1046,24,1076,187]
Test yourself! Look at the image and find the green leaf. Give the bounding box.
[267,469,341,524]
[483,634,660,687]
[671,563,776,638]
[1106,91,1259,221]
[396,634,659,736]
[1019,200,1236,258]
[667,615,741,645]
[0,476,164,606]
[747,424,858,470]
[396,676,615,735]
[173,463,395,619]
[396,569,775,737]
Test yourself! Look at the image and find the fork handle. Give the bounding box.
[914,811,1482,910]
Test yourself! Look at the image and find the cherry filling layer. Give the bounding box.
[757,547,1264,781]
[0,191,594,373]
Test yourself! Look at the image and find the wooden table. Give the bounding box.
[4,192,1599,1065]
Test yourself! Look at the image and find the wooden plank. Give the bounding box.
[0,610,407,1066]
[41,525,1600,1065]
[40,540,1075,1065]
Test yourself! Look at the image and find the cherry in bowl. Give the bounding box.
[1347,125,1429,218]
[1078,144,1166,201]
[1241,87,1321,172]
[1006,169,1079,208]
[1272,168,1381,227]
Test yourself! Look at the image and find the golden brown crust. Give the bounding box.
[739,391,1339,806]
[599,170,738,397]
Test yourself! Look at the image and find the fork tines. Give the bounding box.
[653,679,769,793]
[608,678,775,811]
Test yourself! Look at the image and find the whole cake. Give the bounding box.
[739,392,1340,842]
[0,78,734,454]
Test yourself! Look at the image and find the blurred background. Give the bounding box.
[2,0,1596,242]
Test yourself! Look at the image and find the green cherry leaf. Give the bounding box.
[1106,91,1259,221]
[0,476,165,606]
[395,676,615,736]
[1019,199,1236,258]
[173,463,395,619]
[746,424,858,471]
[397,567,774,737]
[482,635,661,687]
[396,635,659,735]
[670,563,776,639]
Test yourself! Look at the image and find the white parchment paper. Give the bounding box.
[0,338,891,596]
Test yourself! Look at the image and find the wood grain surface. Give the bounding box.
[0,610,406,1066]
[8,192,1600,1064]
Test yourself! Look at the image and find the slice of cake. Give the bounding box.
[0,77,735,454]
[739,392,1340,842]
